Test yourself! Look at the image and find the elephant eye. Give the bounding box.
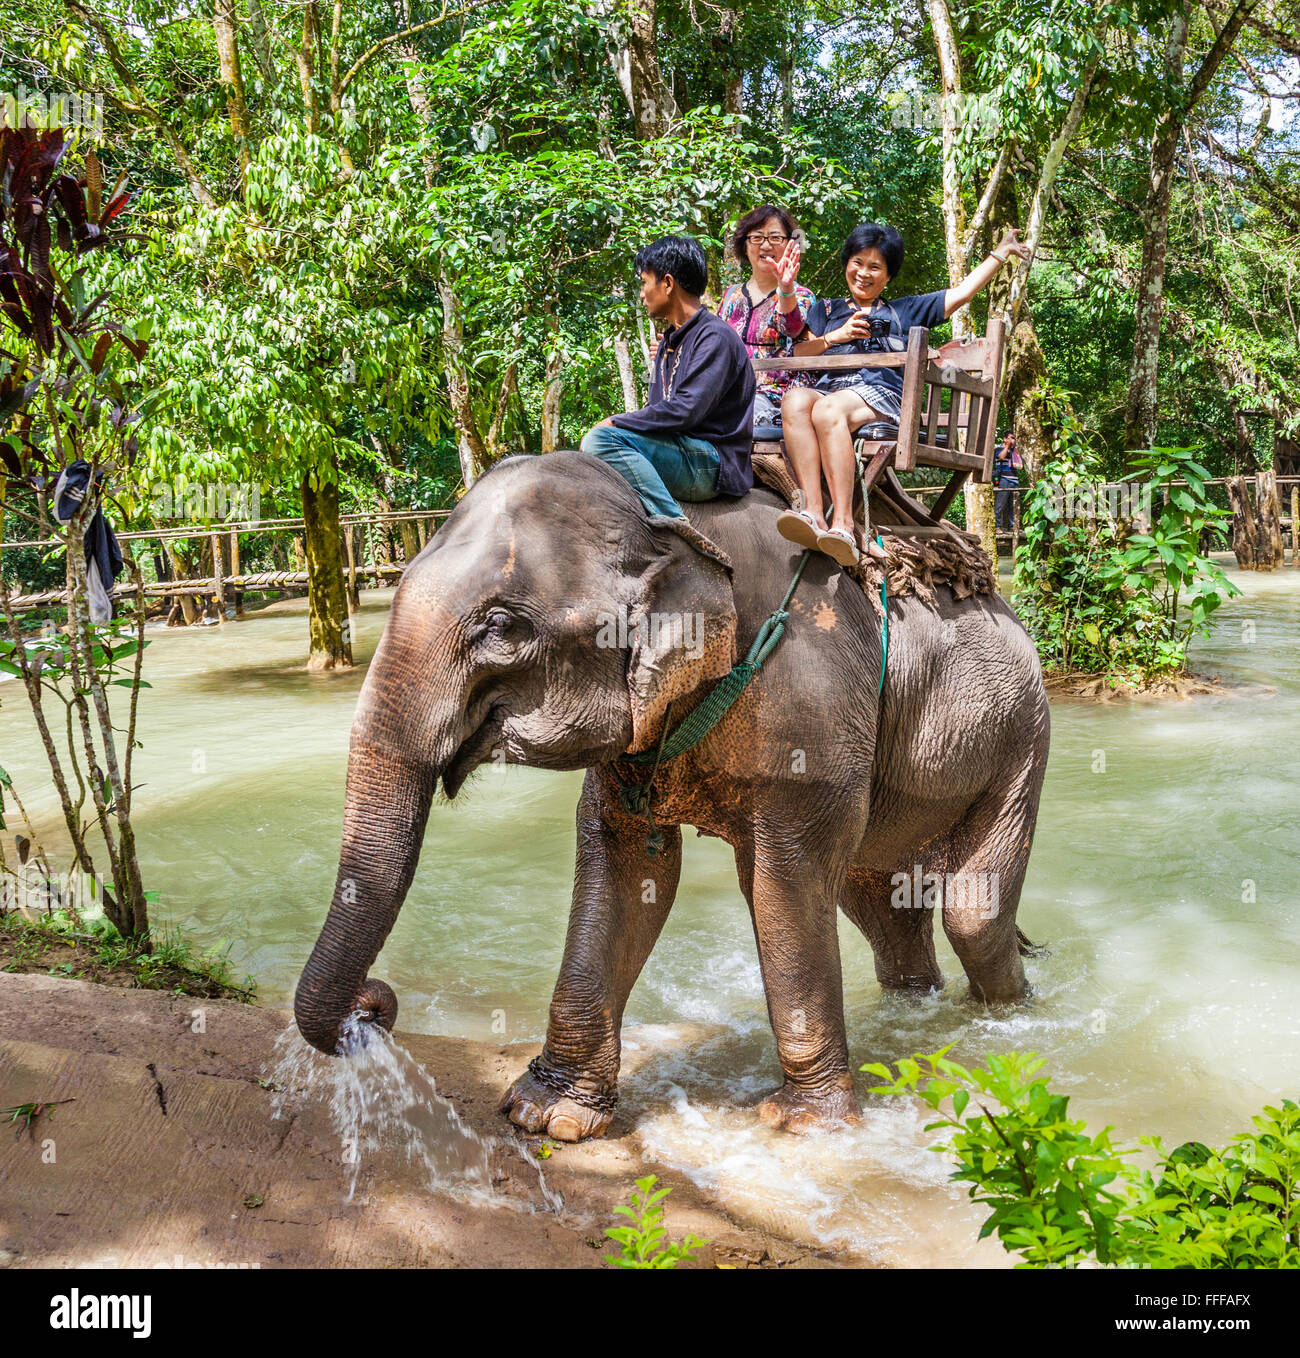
[473,606,527,648]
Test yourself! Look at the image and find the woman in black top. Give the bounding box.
[776,222,1031,567]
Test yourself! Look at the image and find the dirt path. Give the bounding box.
[0,975,839,1269]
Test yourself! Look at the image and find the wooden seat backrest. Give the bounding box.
[895,318,1006,480]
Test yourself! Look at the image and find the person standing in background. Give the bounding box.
[994,433,1023,537]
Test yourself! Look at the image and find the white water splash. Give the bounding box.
[270,1016,562,1212]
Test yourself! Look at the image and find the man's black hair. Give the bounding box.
[840,223,905,279]
[634,235,708,298]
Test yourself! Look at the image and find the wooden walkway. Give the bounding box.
[6,471,1300,611]
[1,508,451,613]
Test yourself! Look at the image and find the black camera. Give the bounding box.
[861,313,891,344]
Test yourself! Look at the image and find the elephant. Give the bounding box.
[294,450,1050,1142]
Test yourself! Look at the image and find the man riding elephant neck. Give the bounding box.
[580,234,756,524]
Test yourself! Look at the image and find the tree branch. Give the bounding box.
[1186,0,1265,113]
[1007,26,1109,324]
[1063,148,1141,212]
[336,1,487,100]
[64,0,218,207]
[962,140,1013,262]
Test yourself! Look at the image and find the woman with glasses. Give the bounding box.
[715,205,816,437]
[776,221,1032,568]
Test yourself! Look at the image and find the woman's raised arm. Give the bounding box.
[942,227,1033,319]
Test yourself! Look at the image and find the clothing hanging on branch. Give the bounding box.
[52,461,124,624]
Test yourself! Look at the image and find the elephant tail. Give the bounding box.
[1016,927,1049,958]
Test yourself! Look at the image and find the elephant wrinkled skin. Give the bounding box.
[294,452,1050,1141]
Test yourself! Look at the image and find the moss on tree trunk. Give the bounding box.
[302,471,353,672]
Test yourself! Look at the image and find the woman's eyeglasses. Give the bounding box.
[746,233,791,246]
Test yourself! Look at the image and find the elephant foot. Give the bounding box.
[499,1064,615,1143]
[878,972,944,994]
[755,1080,861,1134]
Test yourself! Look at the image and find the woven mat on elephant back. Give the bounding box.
[751,451,996,611]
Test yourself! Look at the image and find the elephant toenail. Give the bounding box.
[548,1113,584,1142]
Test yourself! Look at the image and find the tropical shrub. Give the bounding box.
[1013,394,1238,680]
[866,1049,1299,1269]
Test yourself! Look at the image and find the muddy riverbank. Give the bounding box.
[0,973,839,1269]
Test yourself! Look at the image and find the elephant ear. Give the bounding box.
[625,523,737,755]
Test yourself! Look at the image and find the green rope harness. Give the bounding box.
[613,538,890,854]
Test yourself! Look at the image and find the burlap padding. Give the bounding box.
[751,451,996,610]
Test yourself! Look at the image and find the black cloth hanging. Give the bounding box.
[53,461,124,622]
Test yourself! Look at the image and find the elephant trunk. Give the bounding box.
[294,733,437,1055]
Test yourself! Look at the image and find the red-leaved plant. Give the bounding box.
[0,124,155,943]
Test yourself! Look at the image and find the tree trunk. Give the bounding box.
[928,0,996,566]
[164,542,197,624]
[1123,0,1263,454]
[989,169,1054,486]
[1257,469,1283,569]
[343,524,360,611]
[541,342,565,454]
[1227,475,1259,568]
[625,0,678,137]
[302,471,353,670]
[212,0,251,182]
[398,519,421,564]
[229,529,245,617]
[928,0,971,336]
[1006,40,1107,326]
[244,0,277,81]
[211,531,227,622]
[1124,6,1189,455]
[720,8,743,117]
[296,3,320,134]
[437,278,489,488]
[613,330,639,411]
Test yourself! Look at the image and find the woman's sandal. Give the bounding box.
[776,508,823,550]
[815,525,860,567]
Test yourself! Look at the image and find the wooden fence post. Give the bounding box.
[343,526,359,613]
[164,540,197,625]
[1292,486,1299,567]
[229,529,245,618]
[211,531,228,620]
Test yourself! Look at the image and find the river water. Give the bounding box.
[2,561,1297,1265]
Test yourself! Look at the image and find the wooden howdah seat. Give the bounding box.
[751,318,1007,548]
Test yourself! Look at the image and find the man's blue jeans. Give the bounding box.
[580,424,721,519]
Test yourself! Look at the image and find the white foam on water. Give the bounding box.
[621,1025,999,1267]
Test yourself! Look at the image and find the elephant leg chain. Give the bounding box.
[525,1055,619,1114]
